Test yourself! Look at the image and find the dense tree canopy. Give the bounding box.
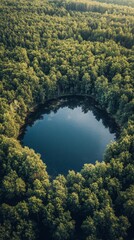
[0,0,134,239]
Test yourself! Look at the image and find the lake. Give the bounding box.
[20,96,118,176]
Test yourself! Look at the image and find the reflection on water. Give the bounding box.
[20,96,119,176]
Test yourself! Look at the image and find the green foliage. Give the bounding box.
[0,0,134,239]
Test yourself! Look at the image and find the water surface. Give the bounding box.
[21,97,117,176]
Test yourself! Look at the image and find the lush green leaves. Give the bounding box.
[0,0,134,239]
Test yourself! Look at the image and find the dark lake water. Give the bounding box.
[20,97,118,176]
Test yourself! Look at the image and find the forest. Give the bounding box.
[0,0,134,239]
